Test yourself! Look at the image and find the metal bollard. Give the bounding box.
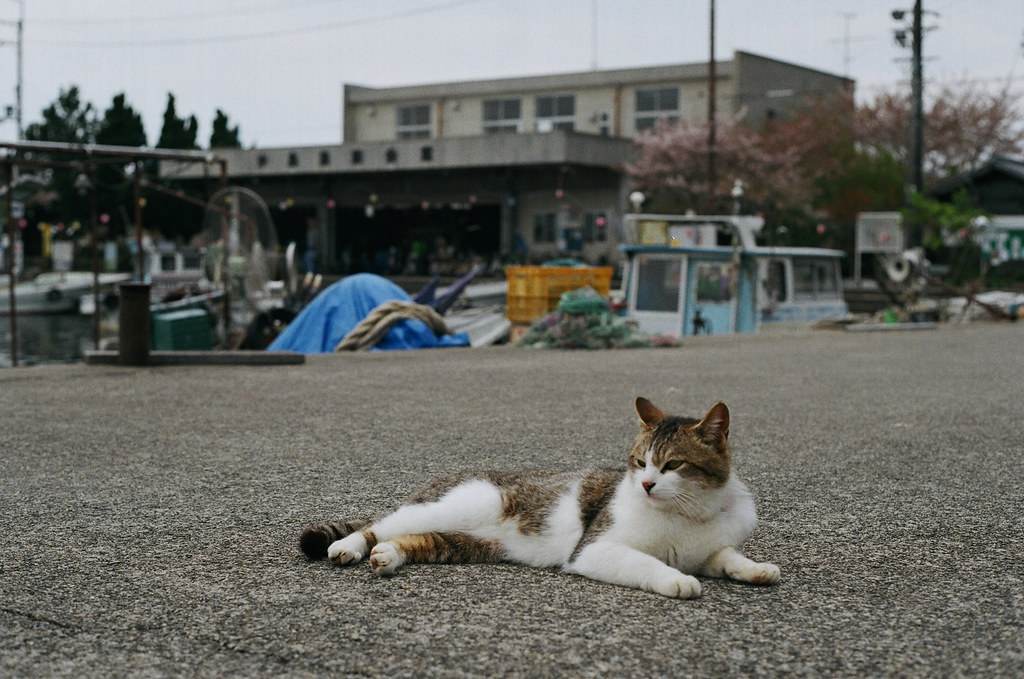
[118,282,151,366]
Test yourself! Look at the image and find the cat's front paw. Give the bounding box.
[369,542,405,577]
[650,572,702,599]
[739,562,780,586]
[327,533,367,566]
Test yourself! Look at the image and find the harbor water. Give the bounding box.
[0,314,96,367]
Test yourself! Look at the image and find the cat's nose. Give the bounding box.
[642,480,656,495]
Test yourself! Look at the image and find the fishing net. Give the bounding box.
[516,287,681,350]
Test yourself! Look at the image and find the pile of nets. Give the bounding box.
[516,287,681,350]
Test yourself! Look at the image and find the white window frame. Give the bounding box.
[634,87,680,132]
[483,98,522,134]
[535,94,575,132]
[396,103,431,140]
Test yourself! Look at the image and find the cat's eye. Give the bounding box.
[663,460,686,471]
[634,457,646,468]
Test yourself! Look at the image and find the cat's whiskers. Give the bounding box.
[671,491,711,522]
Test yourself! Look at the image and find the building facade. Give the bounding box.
[166,51,852,275]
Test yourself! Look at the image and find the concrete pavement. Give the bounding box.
[1,323,1022,677]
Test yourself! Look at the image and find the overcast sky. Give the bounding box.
[1,0,1021,147]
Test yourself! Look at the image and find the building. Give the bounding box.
[166,51,852,275]
[930,155,1024,264]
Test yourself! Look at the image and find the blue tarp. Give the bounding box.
[268,273,470,353]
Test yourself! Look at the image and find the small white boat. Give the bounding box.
[0,271,131,315]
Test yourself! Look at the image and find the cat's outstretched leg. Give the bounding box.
[566,541,702,599]
[298,519,369,560]
[368,532,504,576]
[328,480,504,568]
[700,546,780,585]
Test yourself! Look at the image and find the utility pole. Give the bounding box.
[910,0,924,196]
[590,0,598,70]
[15,0,22,138]
[707,0,716,212]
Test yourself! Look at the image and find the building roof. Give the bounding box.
[345,60,735,104]
[344,51,852,104]
[929,154,1024,197]
[160,130,634,179]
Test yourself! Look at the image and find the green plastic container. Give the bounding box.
[151,308,214,351]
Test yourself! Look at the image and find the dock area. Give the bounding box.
[2,324,1022,677]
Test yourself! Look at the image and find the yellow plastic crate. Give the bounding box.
[505,266,614,323]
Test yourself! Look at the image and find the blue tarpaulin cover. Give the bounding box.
[268,273,470,353]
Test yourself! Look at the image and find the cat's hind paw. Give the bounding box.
[369,542,405,577]
[327,533,367,566]
[650,572,702,599]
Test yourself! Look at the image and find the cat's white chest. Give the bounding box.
[608,477,757,573]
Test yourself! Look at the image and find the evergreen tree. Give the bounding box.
[153,93,201,239]
[209,109,241,148]
[157,93,199,150]
[25,85,98,144]
[95,93,148,235]
[24,86,99,226]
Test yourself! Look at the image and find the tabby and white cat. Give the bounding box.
[300,397,779,598]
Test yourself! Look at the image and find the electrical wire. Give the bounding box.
[26,0,492,48]
[24,0,352,26]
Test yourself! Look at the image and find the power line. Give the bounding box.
[25,0,493,48]
[22,0,352,26]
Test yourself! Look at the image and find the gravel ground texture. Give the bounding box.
[1,323,1022,678]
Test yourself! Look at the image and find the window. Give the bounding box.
[695,263,734,303]
[635,259,682,312]
[582,212,608,243]
[351,149,363,165]
[319,150,330,166]
[483,98,522,134]
[397,104,431,139]
[385,148,397,163]
[257,154,268,168]
[535,94,575,131]
[765,260,788,303]
[533,213,556,243]
[287,152,298,167]
[793,259,839,300]
[635,87,679,132]
[420,145,433,161]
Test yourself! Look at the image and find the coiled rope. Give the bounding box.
[334,300,450,351]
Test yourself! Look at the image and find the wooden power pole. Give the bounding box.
[708,0,717,212]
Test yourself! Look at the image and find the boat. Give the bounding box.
[1,271,131,315]
[620,214,848,336]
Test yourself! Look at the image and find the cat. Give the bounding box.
[299,397,780,599]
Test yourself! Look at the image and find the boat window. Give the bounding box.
[635,258,682,312]
[817,260,838,296]
[695,263,733,303]
[160,254,177,271]
[766,260,787,302]
[794,259,839,299]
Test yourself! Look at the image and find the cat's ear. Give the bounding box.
[696,401,730,449]
[635,397,665,430]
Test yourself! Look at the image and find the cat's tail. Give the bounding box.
[299,519,369,560]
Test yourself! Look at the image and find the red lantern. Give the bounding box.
[326,198,336,209]
[554,189,565,200]
[100,213,110,225]
[816,223,826,235]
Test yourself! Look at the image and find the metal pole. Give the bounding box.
[89,164,100,349]
[218,160,231,346]
[15,0,23,139]
[5,161,16,367]
[707,0,717,212]
[133,161,144,280]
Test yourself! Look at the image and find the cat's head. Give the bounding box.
[628,397,731,512]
